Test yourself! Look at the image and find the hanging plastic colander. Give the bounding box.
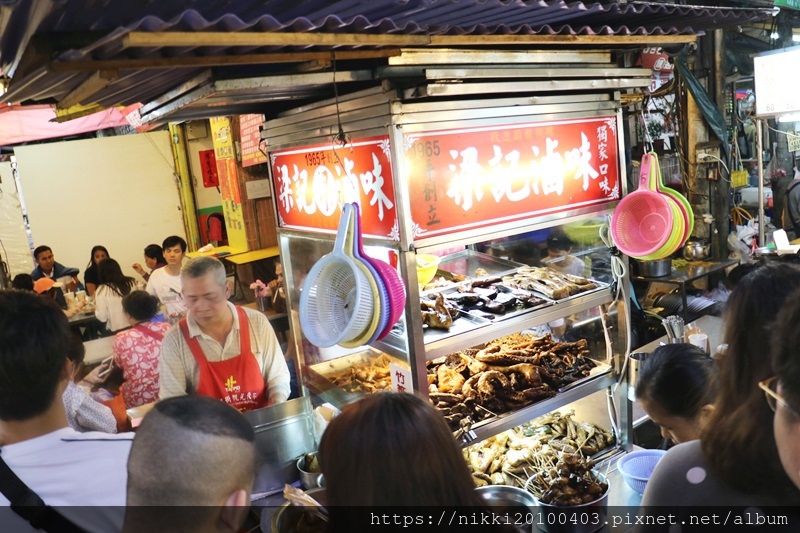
[299,204,374,348]
[611,168,674,258]
[646,152,694,244]
[640,197,686,260]
[339,203,384,348]
[350,202,391,345]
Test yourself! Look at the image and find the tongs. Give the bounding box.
[283,484,329,522]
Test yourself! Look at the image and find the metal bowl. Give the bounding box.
[682,240,711,261]
[269,487,327,533]
[634,258,672,278]
[526,471,609,533]
[476,485,538,533]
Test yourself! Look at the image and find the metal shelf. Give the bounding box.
[466,370,616,446]
[423,287,614,360]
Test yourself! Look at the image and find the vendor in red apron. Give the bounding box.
[158,256,291,411]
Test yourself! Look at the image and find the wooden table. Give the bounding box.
[225,246,281,300]
[186,245,246,259]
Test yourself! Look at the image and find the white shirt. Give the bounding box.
[94,285,129,332]
[159,302,290,405]
[145,267,186,322]
[0,427,133,533]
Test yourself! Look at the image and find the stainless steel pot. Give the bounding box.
[476,485,538,532]
[682,240,711,261]
[269,488,327,533]
[528,472,609,533]
[634,258,672,278]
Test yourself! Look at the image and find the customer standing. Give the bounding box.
[146,235,188,324]
[113,291,171,409]
[766,290,800,491]
[83,245,109,297]
[132,243,166,282]
[95,258,137,333]
[159,256,290,411]
[640,263,800,512]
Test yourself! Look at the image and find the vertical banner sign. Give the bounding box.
[402,116,620,239]
[198,149,219,187]
[239,114,268,167]
[269,136,398,238]
[209,117,248,251]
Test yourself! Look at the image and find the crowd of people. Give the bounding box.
[2,235,800,532]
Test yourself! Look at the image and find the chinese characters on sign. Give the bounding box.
[403,117,620,239]
[239,113,268,167]
[210,117,248,251]
[269,136,398,238]
[198,149,219,188]
[390,363,413,393]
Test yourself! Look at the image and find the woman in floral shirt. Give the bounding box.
[113,290,170,408]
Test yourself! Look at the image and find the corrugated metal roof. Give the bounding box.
[0,1,775,120]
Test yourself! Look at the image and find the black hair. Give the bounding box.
[152,396,254,442]
[86,245,110,269]
[0,290,70,420]
[32,245,52,261]
[771,287,800,409]
[122,290,161,322]
[98,258,137,298]
[726,262,761,288]
[162,235,187,253]
[143,244,166,264]
[547,229,575,253]
[66,334,85,365]
[635,343,718,420]
[11,273,34,291]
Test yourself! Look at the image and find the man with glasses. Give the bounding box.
[763,295,800,492]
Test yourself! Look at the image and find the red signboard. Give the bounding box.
[198,149,219,188]
[270,136,398,239]
[403,117,620,239]
[239,113,268,167]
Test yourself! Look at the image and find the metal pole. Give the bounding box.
[757,118,765,246]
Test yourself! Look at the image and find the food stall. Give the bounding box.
[262,54,649,499]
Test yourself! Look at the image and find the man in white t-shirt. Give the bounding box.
[0,290,133,533]
[146,235,188,324]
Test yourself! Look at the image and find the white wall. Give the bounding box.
[14,132,186,282]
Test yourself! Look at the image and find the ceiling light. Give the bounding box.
[771,32,780,40]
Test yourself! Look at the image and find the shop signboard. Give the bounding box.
[789,131,800,153]
[402,116,620,239]
[239,113,268,167]
[269,136,398,239]
[754,46,800,117]
[210,117,248,251]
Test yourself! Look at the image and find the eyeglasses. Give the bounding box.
[758,377,800,416]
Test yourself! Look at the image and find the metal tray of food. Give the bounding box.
[501,267,610,304]
[423,310,491,345]
[422,249,525,293]
[435,283,555,323]
[308,349,408,396]
[557,360,613,393]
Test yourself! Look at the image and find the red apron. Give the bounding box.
[178,306,268,411]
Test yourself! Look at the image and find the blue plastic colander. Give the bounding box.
[617,449,667,495]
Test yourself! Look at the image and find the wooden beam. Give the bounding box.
[50,49,401,72]
[120,31,697,50]
[56,70,117,109]
[123,32,431,48]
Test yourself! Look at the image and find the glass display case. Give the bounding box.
[264,81,635,454]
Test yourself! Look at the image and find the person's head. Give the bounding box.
[33,245,55,274]
[122,290,161,323]
[143,244,166,270]
[125,396,256,533]
[11,273,34,291]
[635,344,717,444]
[768,289,800,491]
[546,230,575,259]
[162,236,187,267]
[702,262,800,502]
[88,245,109,268]
[181,257,229,325]
[0,290,71,422]
[98,258,135,297]
[33,277,58,298]
[65,334,85,380]
[318,392,485,508]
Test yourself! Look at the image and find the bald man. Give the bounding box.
[123,396,256,533]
